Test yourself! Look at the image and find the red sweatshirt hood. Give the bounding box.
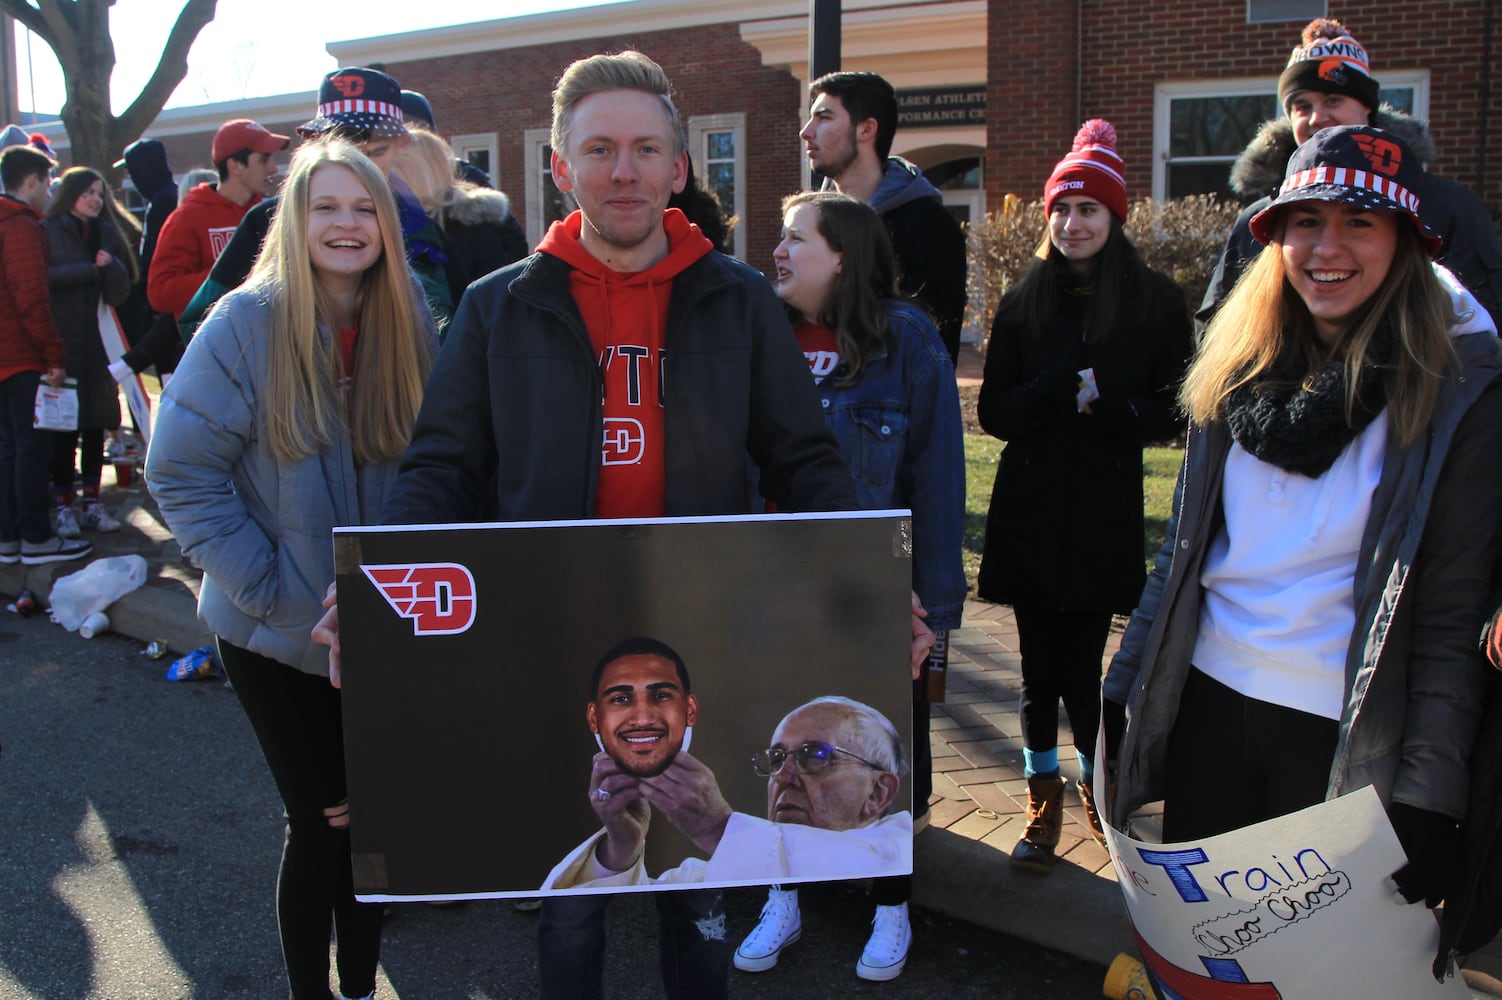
[179,182,261,219]
[535,207,713,285]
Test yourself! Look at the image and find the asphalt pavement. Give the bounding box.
[0,621,1108,998]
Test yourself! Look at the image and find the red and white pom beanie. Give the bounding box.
[1044,119,1127,223]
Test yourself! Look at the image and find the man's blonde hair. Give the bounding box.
[550,50,686,156]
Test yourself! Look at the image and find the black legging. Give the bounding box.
[49,427,104,498]
[216,638,383,1000]
[1013,604,1114,765]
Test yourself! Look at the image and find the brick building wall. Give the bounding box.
[987,0,1501,216]
[381,23,804,274]
[147,117,305,183]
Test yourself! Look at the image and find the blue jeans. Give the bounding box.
[537,889,730,999]
[0,371,53,543]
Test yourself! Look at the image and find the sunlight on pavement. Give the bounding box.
[52,803,191,999]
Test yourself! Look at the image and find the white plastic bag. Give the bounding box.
[47,555,147,632]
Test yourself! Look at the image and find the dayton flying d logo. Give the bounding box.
[362,563,476,635]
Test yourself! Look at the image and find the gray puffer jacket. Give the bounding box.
[1105,273,1502,829]
[1197,109,1502,334]
[145,285,437,676]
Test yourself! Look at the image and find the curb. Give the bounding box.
[912,828,1131,969]
[0,556,211,654]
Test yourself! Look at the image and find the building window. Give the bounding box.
[687,113,745,259]
[1152,72,1429,202]
[1246,0,1325,24]
[524,127,573,247]
[451,132,499,185]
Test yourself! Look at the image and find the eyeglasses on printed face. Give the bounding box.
[750,741,882,777]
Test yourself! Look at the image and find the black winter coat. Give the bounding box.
[438,184,530,308]
[882,197,968,365]
[381,249,857,524]
[1439,669,1502,975]
[44,213,131,430]
[977,264,1191,613]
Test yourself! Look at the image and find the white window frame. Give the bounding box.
[1152,71,1430,201]
[524,127,574,248]
[1245,0,1325,24]
[687,113,746,260]
[451,132,499,186]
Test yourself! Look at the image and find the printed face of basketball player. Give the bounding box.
[587,653,698,778]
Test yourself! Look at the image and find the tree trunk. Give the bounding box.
[0,0,219,188]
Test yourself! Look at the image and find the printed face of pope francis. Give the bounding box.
[762,701,900,831]
[587,653,698,779]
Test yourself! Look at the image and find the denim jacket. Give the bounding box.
[812,301,966,631]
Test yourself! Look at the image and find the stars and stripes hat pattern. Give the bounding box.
[298,67,410,140]
[1249,125,1442,253]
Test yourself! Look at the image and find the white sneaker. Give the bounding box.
[856,902,911,982]
[55,505,81,538]
[734,887,801,973]
[82,503,121,532]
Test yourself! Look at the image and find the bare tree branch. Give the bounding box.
[117,0,217,137]
[0,0,57,49]
[3,1,218,177]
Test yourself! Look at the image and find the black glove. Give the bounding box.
[1084,395,1139,432]
[1023,369,1080,422]
[1388,801,1461,908]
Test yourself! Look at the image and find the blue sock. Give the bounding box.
[1023,746,1058,778]
[1078,750,1093,785]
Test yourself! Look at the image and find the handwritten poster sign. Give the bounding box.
[1104,787,1466,997]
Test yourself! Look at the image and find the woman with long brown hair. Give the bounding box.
[43,165,139,536]
[977,121,1192,872]
[735,190,964,983]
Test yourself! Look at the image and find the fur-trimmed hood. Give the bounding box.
[443,183,513,229]
[1229,106,1440,199]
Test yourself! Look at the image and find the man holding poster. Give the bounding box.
[313,49,931,1000]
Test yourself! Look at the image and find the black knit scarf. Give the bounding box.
[1222,327,1392,479]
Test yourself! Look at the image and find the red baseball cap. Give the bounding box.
[212,119,291,164]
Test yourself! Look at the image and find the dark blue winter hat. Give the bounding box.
[298,67,409,140]
[1249,125,1442,254]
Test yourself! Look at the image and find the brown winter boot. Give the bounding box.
[1077,779,1108,848]
[1010,773,1069,873]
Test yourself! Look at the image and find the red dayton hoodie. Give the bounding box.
[148,183,260,319]
[535,208,713,519]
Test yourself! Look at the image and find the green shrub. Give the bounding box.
[967,194,1241,337]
